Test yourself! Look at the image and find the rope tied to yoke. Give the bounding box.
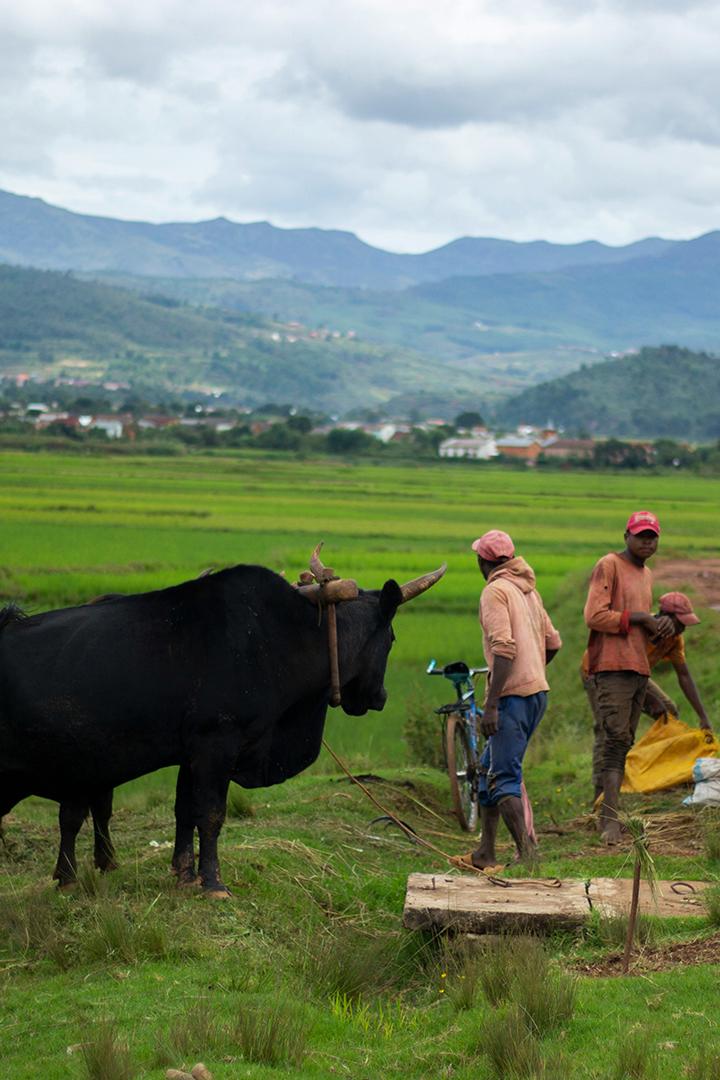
[295,544,347,707]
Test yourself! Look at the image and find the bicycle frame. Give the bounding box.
[427,659,488,830]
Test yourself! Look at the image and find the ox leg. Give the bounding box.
[53,802,88,887]
[91,790,118,872]
[0,781,30,820]
[194,772,231,898]
[172,764,200,886]
[0,783,30,855]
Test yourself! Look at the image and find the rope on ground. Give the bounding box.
[321,738,562,890]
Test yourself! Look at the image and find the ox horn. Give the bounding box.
[399,563,447,604]
[309,541,336,584]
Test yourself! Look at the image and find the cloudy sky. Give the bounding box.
[3,0,720,251]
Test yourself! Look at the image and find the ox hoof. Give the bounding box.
[56,880,78,893]
[203,886,232,900]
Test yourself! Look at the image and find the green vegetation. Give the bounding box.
[0,265,488,414]
[1,451,720,1077]
[1,450,719,753]
[499,345,720,440]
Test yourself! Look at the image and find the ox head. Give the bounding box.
[337,564,447,716]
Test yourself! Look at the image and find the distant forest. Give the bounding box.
[496,345,720,440]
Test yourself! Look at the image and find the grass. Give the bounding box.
[233,999,308,1068]
[81,1020,137,1080]
[480,1003,545,1078]
[1,450,720,1077]
[1,450,720,765]
[609,1027,659,1079]
[687,1045,720,1080]
[704,883,720,926]
[702,809,720,862]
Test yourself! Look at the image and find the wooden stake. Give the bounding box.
[622,857,642,973]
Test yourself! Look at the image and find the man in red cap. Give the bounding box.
[584,591,712,801]
[461,529,562,869]
[583,511,675,843]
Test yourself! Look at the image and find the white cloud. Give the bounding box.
[1,0,720,250]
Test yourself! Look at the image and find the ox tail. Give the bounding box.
[0,602,26,633]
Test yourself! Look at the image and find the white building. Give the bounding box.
[438,436,498,460]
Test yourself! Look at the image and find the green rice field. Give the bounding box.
[1,450,719,767]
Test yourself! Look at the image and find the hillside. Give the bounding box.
[413,234,720,351]
[0,188,675,288]
[0,264,490,413]
[496,345,720,440]
[87,228,720,368]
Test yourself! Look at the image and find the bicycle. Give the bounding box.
[426,658,488,831]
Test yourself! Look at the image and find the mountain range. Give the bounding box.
[0,188,677,288]
[1,188,719,433]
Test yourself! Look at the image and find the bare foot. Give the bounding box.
[510,842,539,865]
[470,849,498,869]
[601,819,622,846]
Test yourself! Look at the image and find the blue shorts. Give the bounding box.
[478,692,548,807]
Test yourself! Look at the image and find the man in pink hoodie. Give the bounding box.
[466,530,562,868]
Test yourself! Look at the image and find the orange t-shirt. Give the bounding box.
[583,552,652,675]
[647,633,686,669]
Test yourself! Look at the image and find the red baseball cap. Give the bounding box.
[471,530,515,560]
[626,510,660,536]
[659,591,700,625]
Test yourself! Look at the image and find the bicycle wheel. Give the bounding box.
[445,713,479,832]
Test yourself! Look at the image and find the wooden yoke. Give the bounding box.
[294,543,359,707]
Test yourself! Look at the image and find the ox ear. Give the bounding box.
[379,579,403,623]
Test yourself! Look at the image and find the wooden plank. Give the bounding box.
[589,878,709,918]
[403,874,711,933]
[402,872,590,934]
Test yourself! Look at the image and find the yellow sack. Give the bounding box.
[622,713,720,794]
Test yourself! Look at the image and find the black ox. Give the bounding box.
[0,559,444,895]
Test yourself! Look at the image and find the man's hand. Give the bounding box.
[700,718,714,741]
[481,703,499,737]
[641,614,674,639]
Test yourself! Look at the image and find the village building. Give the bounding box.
[495,435,542,463]
[542,438,595,460]
[438,436,498,460]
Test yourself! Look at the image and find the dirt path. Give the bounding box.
[578,932,720,976]
[655,557,720,610]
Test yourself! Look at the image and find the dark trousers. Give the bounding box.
[585,671,648,779]
[584,671,677,789]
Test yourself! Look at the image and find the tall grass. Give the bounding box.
[233,999,307,1068]
[480,1003,544,1079]
[80,1021,137,1080]
[687,1045,720,1080]
[704,883,720,927]
[155,997,307,1070]
[610,1027,659,1080]
[701,808,720,863]
[301,924,432,1000]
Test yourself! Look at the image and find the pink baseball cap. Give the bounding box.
[471,530,515,560]
[659,591,700,625]
[626,510,661,536]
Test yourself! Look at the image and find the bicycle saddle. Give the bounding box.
[443,660,470,675]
